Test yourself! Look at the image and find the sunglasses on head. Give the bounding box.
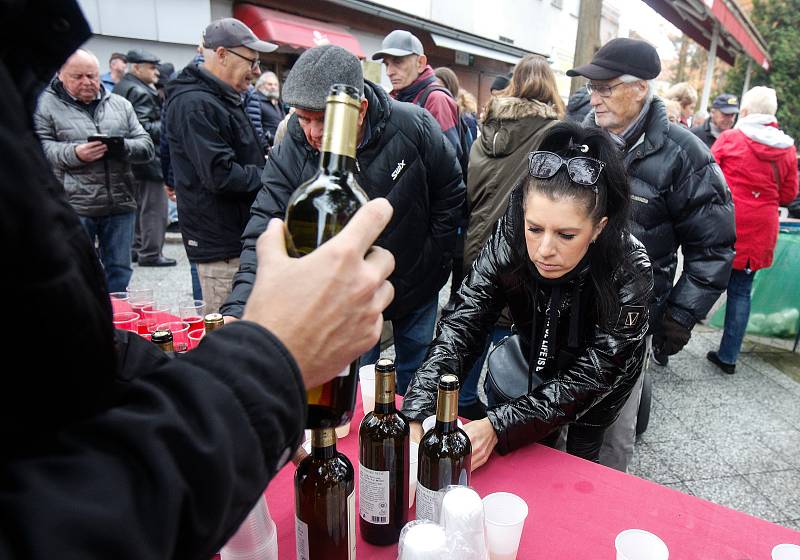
[527,149,605,193]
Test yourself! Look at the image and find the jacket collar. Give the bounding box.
[119,72,158,96]
[167,63,241,106]
[583,96,670,159]
[393,65,436,103]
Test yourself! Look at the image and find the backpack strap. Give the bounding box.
[414,84,454,109]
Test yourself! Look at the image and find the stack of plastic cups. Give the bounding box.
[441,486,488,559]
[398,520,448,560]
[220,495,278,560]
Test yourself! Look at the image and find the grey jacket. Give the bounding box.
[34,79,154,217]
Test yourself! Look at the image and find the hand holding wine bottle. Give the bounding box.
[242,198,395,389]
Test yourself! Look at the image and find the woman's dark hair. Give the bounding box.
[510,121,631,325]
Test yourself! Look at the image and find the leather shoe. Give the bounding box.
[138,256,177,267]
[706,351,735,374]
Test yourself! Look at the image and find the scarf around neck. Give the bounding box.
[609,97,652,152]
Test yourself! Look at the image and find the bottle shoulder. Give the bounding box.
[360,411,409,438]
[419,427,472,457]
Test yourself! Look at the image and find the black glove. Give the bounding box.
[653,312,692,356]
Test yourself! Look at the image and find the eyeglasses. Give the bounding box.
[225,48,261,71]
[528,151,605,192]
[585,81,626,98]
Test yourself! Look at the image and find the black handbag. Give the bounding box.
[485,331,544,402]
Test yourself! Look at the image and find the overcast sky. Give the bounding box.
[609,0,682,61]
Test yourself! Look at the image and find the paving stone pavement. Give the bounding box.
[131,237,800,532]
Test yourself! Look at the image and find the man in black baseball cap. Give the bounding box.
[568,38,735,475]
[690,93,739,148]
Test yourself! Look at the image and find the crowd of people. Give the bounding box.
[3,0,799,556]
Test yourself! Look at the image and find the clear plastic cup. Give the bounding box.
[398,520,447,560]
[614,529,669,560]
[113,311,140,332]
[359,363,376,414]
[483,492,528,560]
[220,494,278,560]
[179,299,206,333]
[156,321,190,353]
[144,302,172,334]
[409,441,419,508]
[773,544,800,560]
[188,329,205,349]
[422,414,464,433]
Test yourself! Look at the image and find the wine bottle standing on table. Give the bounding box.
[151,329,174,353]
[284,83,369,430]
[203,313,224,332]
[358,358,409,545]
[295,427,356,560]
[416,374,472,522]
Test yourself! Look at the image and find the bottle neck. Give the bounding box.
[435,388,459,434]
[319,151,356,176]
[311,428,337,460]
[373,368,397,416]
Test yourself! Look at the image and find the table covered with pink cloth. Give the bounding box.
[264,393,798,558]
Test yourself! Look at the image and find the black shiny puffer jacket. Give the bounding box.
[401,201,654,455]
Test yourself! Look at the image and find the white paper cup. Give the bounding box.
[773,544,800,560]
[409,441,419,508]
[483,492,528,560]
[422,414,464,433]
[359,363,376,414]
[614,529,669,560]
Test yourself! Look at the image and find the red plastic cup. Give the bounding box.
[188,329,205,349]
[144,302,172,334]
[179,299,206,333]
[113,311,140,332]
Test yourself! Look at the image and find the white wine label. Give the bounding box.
[348,490,357,560]
[295,516,310,560]
[359,463,390,525]
[415,482,441,522]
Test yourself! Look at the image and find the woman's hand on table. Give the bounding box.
[409,421,423,444]
[463,418,498,471]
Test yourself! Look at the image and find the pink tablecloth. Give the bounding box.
[265,393,799,559]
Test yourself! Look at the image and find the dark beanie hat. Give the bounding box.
[283,45,364,111]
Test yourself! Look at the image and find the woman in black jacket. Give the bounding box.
[401,122,653,467]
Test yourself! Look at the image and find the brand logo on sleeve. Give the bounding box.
[391,160,406,181]
[617,305,645,329]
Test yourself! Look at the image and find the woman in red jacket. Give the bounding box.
[708,86,799,373]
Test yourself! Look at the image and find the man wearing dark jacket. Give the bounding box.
[567,38,735,471]
[114,48,175,267]
[165,18,276,313]
[220,45,465,394]
[1,1,395,557]
[690,93,739,148]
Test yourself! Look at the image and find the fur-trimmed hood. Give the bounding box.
[479,96,560,157]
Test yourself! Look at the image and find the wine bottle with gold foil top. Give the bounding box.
[416,374,472,522]
[151,329,174,353]
[358,359,409,544]
[285,83,369,429]
[203,313,224,333]
[294,428,356,560]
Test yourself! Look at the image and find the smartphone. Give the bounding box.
[87,134,124,157]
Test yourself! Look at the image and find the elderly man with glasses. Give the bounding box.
[567,38,735,472]
[164,18,276,314]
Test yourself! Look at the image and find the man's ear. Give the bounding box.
[358,98,369,126]
[417,54,428,72]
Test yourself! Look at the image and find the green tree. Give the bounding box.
[724,0,800,139]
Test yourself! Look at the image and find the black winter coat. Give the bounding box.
[401,201,654,455]
[689,119,716,148]
[589,98,735,329]
[164,65,265,262]
[113,72,163,181]
[1,2,306,556]
[220,81,465,320]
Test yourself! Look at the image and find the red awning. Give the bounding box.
[234,3,365,59]
[644,0,769,70]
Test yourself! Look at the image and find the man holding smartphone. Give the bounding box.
[34,48,154,292]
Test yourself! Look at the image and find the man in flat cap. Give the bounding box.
[567,38,735,472]
[165,18,277,313]
[221,45,465,396]
[113,49,175,267]
[691,93,740,148]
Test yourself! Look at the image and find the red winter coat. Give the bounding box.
[712,115,799,271]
